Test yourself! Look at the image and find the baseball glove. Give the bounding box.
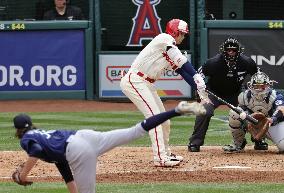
[247,112,270,141]
[12,163,33,186]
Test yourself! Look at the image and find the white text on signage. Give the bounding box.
[251,55,284,66]
[0,65,77,87]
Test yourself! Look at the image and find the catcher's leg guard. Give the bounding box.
[223,126,247,153]
[223,110,246,153]
[229,110,246,145]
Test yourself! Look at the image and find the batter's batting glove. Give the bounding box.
[175,101,206,116]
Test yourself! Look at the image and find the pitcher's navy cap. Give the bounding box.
[13,114,32,129]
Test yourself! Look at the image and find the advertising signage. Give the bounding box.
[0,30,85,91]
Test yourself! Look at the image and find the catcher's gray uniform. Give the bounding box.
[228,89,284,151]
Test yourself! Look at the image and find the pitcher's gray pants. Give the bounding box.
[65,124,146,193]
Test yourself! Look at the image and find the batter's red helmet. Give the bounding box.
[166,19,189,38]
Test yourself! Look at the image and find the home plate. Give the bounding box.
[213,165,251,169]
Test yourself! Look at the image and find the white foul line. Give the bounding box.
[213,165,251,169]
[0,174,61,180]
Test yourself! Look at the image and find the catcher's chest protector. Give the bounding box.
[242,90,277,116]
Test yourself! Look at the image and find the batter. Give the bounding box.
[120,18,207,167]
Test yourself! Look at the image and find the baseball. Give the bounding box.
[240,112,246,120]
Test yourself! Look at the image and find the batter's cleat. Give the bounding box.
[169,153,183,162]
[154,156,180,167]
[254,139,268,150]
[223,139,247,153]
[175,101,206,116]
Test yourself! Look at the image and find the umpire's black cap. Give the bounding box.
[13,114,32,129]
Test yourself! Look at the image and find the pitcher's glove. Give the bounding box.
[12,163,33,186]
[247,112,270,141]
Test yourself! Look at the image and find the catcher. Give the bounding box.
[11,101,205,193]
[223,70,284,153]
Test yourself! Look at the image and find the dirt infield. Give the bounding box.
[2,146,284,183]
[1,100,284,183]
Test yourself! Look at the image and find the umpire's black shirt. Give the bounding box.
[201,53,257,98]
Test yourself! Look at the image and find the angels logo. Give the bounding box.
[127,0,162,46]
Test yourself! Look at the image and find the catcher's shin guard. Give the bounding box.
[230,126,246,147]
[223,125,246,153]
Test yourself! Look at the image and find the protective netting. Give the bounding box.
[206,0,284,20]
[0,0,89,21]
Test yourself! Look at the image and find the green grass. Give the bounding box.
[1,182,284,193]
[0,109,277,192]
[0,182,67,193]
[97,183,284,193]
[0,109,257,150]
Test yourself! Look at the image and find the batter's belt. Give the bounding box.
[136,71,155,83]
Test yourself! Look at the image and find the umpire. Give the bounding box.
[188,37,268,152]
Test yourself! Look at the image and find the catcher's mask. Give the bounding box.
[219,37,244,64]
[247,69,275,101]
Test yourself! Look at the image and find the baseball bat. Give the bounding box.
[205,89,258,125]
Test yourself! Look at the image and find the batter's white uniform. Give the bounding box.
[120,33,187,163]
[229,89,284,151]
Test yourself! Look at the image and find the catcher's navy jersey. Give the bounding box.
[20,129,76,163]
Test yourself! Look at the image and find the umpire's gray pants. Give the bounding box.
[65,124,146,193]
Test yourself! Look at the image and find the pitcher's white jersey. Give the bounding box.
[131,33,184,80]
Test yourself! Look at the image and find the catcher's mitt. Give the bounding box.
[247,112,270,141]
[12,163,33,186]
